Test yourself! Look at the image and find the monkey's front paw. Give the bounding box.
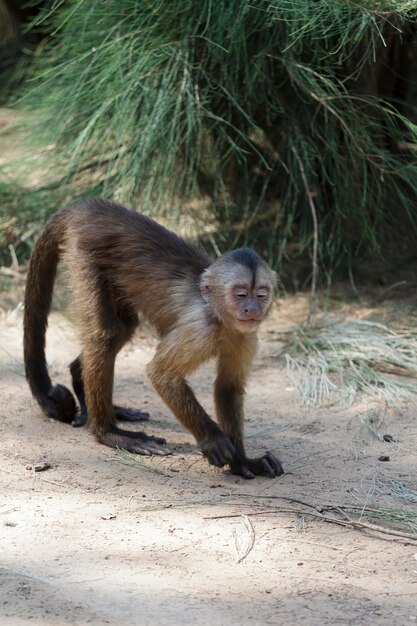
[201,435,236,468]
[230,452,284,479]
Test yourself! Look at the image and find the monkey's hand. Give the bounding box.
[201,434,236,468]
[230,452,284,479]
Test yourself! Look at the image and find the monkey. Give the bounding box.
[23,198,283,479]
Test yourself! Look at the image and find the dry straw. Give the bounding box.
[282,316,417,406]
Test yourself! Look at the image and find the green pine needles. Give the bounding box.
[17,0,417,274]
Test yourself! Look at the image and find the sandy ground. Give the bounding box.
[1,285,417,626]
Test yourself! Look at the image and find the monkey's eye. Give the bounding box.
[256,289,269,299]
[235,291,248,299]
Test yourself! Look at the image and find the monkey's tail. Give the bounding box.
[23,211,77,423]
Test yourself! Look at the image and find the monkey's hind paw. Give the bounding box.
[98,429,171,456]
[71,405,150,428]
[124,440,171,456]
[230,452,284,479]
[113,405,150,422]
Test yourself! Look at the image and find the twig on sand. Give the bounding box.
[205,495,417,543]
[233,515,256,563]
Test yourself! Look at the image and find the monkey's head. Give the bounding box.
[200,247,277,334]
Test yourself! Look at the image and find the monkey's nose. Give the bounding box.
[244,307,262,320]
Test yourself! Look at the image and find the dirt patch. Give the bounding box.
[1,291,417,625]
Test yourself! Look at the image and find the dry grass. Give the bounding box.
[281,316,417,407]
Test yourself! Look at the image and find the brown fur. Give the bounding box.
[23,198,283,478]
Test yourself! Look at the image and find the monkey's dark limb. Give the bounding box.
[84,347,170,454]
[69,356,149,427]
[78,291,168,455]
[230,452,284,479]
[214,355,283,479]
[110,425,165,443]
[72,406,150,428]
[98,428,171,456]
[147,359,235,466]
[113,406,150,422]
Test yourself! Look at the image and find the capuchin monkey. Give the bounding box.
[23,199,283,479]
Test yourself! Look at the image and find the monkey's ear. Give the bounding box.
[271,270,278,289]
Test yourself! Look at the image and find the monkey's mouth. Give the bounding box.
[235,318,261,331]
[236,316,261,323]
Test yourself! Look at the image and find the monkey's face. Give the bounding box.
[227,282,273,333]
[200,254,276,334]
